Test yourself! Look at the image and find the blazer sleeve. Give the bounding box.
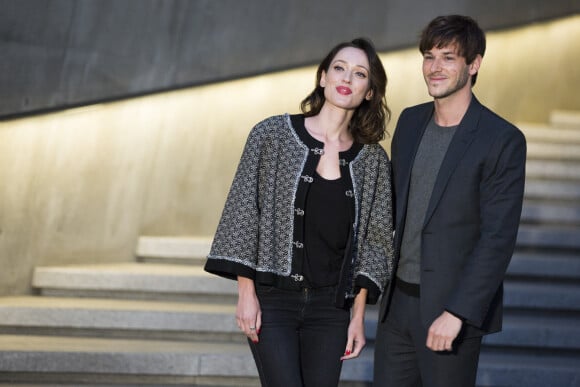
[204,125,263,281]
[445,126,527,327]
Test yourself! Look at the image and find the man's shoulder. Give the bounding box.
[469,100,526,150]
[402,101,434,116]
[477,102,522,136]
[395,101,433,130]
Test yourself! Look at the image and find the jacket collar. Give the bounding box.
[290,114,363,162]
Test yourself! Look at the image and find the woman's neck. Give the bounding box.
[306,104,354,144]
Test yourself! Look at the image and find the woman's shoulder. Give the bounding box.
[244,114,293,140]
[252,114,292,132]
[360,142,389,161]
[251,114,307,145]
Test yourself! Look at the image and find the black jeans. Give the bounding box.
[249,284,350,387]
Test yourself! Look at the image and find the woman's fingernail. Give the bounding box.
[344,350,351,355]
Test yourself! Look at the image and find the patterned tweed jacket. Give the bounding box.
[205,114,394,306]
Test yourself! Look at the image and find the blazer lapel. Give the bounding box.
[423,97,483,227]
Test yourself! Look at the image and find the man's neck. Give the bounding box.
[433,89,473,127]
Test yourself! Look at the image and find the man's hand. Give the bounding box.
[426,311,462,351]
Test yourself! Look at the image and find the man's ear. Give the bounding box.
[469,54,483,76]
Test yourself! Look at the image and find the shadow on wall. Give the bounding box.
[0,15,578,295]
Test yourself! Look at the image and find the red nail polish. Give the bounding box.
[345,350,351,355]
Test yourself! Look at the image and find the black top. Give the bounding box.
[289,114,361,290]
[303,171,353,287]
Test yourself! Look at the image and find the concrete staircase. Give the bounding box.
[0,110,579,386]
[476,110,580,387]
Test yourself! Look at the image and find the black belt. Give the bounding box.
[396,277,420,297]
[257,273,312,291]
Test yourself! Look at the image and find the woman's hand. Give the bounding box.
[236,276,261,343]
[341,288,368,360]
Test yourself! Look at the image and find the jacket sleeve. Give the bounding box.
[204,125,263,281]
[445,127,527,327]
[354,146,395,304]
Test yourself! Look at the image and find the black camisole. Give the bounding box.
[303,171,353,287]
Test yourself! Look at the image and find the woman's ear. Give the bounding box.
[365,89,373,100]
[320,71,327,87]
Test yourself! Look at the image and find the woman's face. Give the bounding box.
[320,47,373,111]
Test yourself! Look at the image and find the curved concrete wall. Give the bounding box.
[1,0,577,118]
[0,16,579,295]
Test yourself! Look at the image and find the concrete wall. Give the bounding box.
[0,15,579,295]
[1,0,577,118]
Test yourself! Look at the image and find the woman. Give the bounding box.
[205,37,394,387]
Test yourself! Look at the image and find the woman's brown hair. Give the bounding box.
[300,37,390,144]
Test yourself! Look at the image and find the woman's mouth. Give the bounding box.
[336,86,352,95]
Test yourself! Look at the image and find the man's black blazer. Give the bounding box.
[379,96,527,338]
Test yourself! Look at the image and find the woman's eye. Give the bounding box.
[333,65,344,71]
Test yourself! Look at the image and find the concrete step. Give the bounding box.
[366,305,580,351]
[0,334,258,386]
[520,122,580,143]
[550,110,580,130]
[0,296,241,342]
[482,312,580,350]
[521,202,580,226]
[0,335,580,387]
[504,280,580,312]
[29,258,580,324]
[526,159,580,181]
[516,224,580,250]
[0,335,369,386]
[3,335,573,387]
[136,236,212,265]
[508,251,580,280]
[0,296,383,348]
[32,263,237,302]
[11,290,576,354]
[477,348,580,387]
[524,180,580,202]
[527,142,580,161]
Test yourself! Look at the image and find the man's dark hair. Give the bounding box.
[419,15,486,85]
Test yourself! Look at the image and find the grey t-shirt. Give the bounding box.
[397,118,457,284]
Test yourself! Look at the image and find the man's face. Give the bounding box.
[422,44,477,100]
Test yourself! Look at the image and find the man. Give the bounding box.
[374,15,526,386]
